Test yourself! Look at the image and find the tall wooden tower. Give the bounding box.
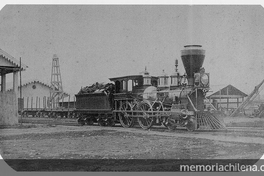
[50,54,64,108]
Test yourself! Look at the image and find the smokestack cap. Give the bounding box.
[181,45,205,77]
[181,45,205,56]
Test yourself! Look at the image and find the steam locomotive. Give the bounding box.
[76,45,225,131]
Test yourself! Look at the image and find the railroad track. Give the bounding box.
[20,117,264,134]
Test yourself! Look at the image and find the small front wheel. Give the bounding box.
[165,117,177,131]
[186,116,197,131]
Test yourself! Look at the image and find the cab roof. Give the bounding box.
[109,75,158,82]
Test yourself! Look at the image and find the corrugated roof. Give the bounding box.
[0,48,28,70]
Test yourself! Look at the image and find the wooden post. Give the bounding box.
[31,97,33,110]
[125,79,128,92]
[67,95,70,118]
[1,73,6,92]
[62,96,64,108]
[39,97,40,109]
[27,97,29,110]
[36,97,38,110]
[47,97,49,109]
[44,96,48,109]
[23,97,25,110]
[50,97,52,110]
[13,71,18,95]
[53,98,55,109]
[195,88,198,110]
[227,98,229,111]
[19,57,22,99]
[219,90,222,109]
[74,96,76,108]
[57,95,59,109]
[43,96,46,109]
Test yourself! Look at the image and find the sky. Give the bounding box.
[1,3,264,96]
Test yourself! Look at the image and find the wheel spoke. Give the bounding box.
[137,100,154,130]
[119,101,135,128]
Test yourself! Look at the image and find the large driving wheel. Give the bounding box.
[118,101,135,128]
[137,100,154,130]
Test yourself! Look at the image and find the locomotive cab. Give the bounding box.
[109,74,158,94]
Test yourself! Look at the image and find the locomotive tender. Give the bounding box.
[76,45,225,131]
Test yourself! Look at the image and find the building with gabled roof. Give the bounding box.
[0,48,27,125]
[207,84,248,110]
[0,48,27,74]
[8,79,69,110]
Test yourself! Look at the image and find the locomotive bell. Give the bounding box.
[181,45,205,85]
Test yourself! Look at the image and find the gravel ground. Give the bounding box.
[0,116,264,171]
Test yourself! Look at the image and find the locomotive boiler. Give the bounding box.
[76,45,225,131]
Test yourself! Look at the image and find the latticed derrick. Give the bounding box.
[49,54,64,108]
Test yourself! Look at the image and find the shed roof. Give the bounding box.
[0,48,28,74]
[7,79,69,97]
[207,84,247,99]
[20,79,52,89]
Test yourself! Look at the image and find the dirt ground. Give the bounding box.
[0,116,264,171]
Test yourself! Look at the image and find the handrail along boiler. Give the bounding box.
[76,45,225,131]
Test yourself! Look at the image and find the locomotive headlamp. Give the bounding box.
[200,73,209,86]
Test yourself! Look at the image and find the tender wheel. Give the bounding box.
[77,117,85,126]
[39,112,44,118]
[107,118,115,127]
[98,118,107,126]
[162,122,168,127]
[137,100,154,130]
[72,112,78,119]
[49,112,56,118]
[186,116,197,131]
[85,117,94,125]
[118,101,135,128]
[22,111,28,118]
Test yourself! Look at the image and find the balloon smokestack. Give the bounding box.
[181,45,205,78]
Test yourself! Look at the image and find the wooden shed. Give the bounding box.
[207,84,247,111]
